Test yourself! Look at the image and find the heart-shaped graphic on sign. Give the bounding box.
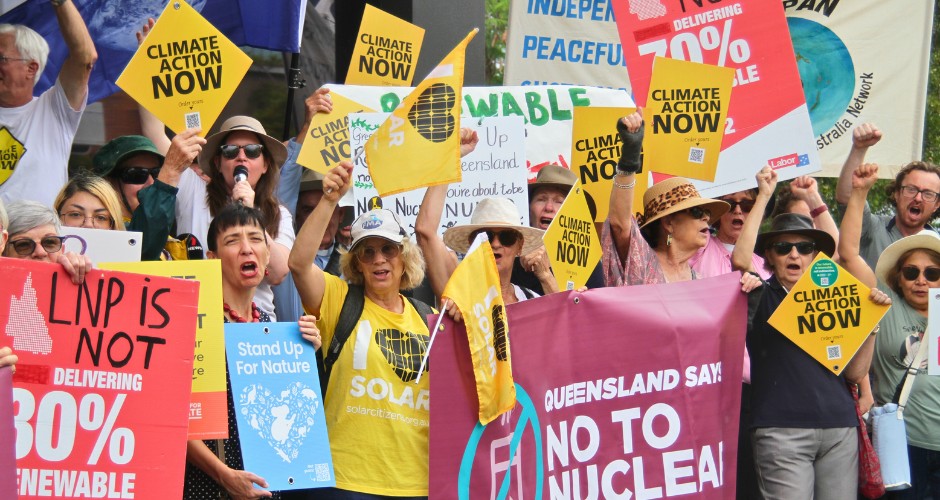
[374,328,429,383]
[407,83,456,143]
[238,382,320,463]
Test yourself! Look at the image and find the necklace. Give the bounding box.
[223,302,260,323]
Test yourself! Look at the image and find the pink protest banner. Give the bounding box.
[430,273,746,498]
[1,258,199,499]
[611,0,819,196]
[0,367,15,498]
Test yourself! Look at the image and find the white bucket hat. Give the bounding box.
[875,229,940,285]
[443,197,544,255]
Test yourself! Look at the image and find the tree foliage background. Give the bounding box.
[483,0,940,217]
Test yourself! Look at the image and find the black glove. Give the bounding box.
[616,118,644,174]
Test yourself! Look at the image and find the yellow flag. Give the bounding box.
[768,255,890,375]
[365,29,478,197]
[442,235,515,424]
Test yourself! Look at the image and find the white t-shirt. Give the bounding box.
[175,169,296,319]
[0,80,85,207]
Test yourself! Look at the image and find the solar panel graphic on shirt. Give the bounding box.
[407,83,456,143]
[492,304,508,361]
[375,328,430,382]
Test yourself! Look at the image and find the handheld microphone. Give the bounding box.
[233,165,249,184]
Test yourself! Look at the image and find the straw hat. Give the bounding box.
[198,116,288,177]
[529,164,576,197]
[443,197,544,255]
[875,229,940,285]
[755,213,836,257]
[638,177,729,228]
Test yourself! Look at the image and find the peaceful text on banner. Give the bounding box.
[116,0,253,135]
[328,84,634,179]
[100,260,227,440]
[347,114,528,234]
[442,236,515,424]
[612,0,819,196]
[430,273,747,498]
[4,259,199,499]
[224,322,335,490]
[346,4,424,86]
[365,29,477,197]
[769,255,890,375]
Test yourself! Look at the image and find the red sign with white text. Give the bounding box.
[2,259,199,499]
[612,0,819,196]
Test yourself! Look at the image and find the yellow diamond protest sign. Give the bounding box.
[644,57,733,182]
[346,4,425,86]
[768,255,890,375]
[0,126,26,185]
[296,92,376,174]
[571,107,648,222]
[544,182,602,290]
[116,0,252,136]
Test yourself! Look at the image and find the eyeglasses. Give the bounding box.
[720,198,755,213]
[59,211,114,229]
[682,206,712,220]
[7,235,68,256]
[119,166,161,185]
[219,144,264,160]
[900,266,940,282]
[469,229,521,247]
[898,185,940,203]
[0,55,30,65]
[770,241,816,256]
[355,242,402,263]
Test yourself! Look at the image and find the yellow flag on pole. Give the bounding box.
[442,234,515,424]
[365,29,478,197]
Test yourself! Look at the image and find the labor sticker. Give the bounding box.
[116,0,253,136]
[768,254,890,375]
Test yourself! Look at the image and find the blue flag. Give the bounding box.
[0,0,304,103]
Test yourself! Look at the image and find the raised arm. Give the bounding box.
[289,162,353,317]
[732,166,777,273]
[54,0,97,110]
[608,112,644,263]
[835,123,882,205]
[838,163,880,288]
[790,175,840,260]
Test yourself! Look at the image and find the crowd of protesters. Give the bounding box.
[0,6,938,500]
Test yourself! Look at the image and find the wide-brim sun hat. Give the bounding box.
[350,209,408,249]
[198,116,288,178]
[443,197,545,255]
[528,164,576,197]
[92,135,164,177]
[638,177,730,228]
[755,213,836,257]
[875,229,940,285]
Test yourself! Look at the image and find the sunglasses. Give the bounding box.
[7,235,66,256]
[682,206,712,220]
[900,266,940,282]
[770,241,816,256]
[469,229,521,247]
[219,144,264,160]
[355,242,402,263]
[720,198,755,213]
[119,166,161,185]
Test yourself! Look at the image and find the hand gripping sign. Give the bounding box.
[769,255,890,375]
[117,0,252,135]
[4,259,199,499]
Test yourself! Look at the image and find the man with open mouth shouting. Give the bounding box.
[836,122,940,271]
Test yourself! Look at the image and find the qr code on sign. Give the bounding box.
[688,147,705,164]
[827,345,842,360]
[185,112,201,130]
[315,463,330,482]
